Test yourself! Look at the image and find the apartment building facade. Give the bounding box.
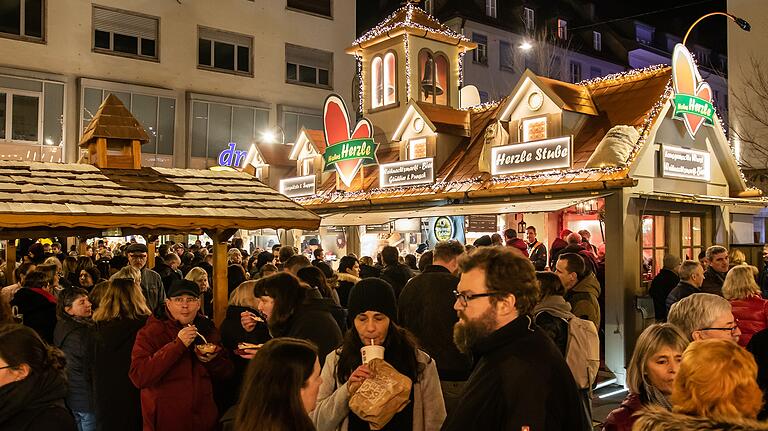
[0,0,355,174]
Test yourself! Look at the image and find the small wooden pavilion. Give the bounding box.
[2,94,320,324]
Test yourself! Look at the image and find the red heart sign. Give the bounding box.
[323,95,374,187]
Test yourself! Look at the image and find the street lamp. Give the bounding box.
[682,12,750,46]
[260,125,286,144]
[519,41,533,51]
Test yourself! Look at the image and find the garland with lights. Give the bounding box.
[356,55,364,114]
[352,2,470,47]
[404,35,411,101]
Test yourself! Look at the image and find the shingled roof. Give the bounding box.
[80,94,151,146]
[0,160,320,239]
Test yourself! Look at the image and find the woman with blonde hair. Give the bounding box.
[634,338,768,430]
[91,278,151,431]
[602,324,688,431]
[185,266,212,317]
[730,249,747,267]
[723,265,768,347]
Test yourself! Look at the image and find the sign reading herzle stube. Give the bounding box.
[379,158,434,188]
[491,136,572,176]
[279,175,316,198]
[660,145,710,181]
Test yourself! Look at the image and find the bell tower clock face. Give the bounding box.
[527,91,543,111]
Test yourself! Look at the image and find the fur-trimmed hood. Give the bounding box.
[633,407,768,431]
[336,272,360,284]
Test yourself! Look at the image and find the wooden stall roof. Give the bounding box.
[347,2,476,52]
[537,76,599,116]
[0,160,320,238]
[255,142,295,168]
[416,102,471,137]
[80,94,150,145]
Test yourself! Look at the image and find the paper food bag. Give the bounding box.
[348,358,413,430]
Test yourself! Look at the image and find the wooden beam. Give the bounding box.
[96,138,108,168]
[5,240,15,285]
[131,140,142,170]
[145,235,159,269]
[78,238,88,256]
[208,228,238,328]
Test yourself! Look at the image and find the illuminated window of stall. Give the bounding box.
[371,56,383,109]
[641,214,667,281]
[418,49,449,105]
[408,138,427,160]
[300,157,314,176]
[681,215,703,260]
[522,116,547,142]
[371,52,397,110]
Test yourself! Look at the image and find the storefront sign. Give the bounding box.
[660,145,710,181]
[467,215,498,233]
[672,44,715,139]
[322,94,379,187]
[366,223,391,234]
[279,175,316,198]
[433,216,454,241]
[218,143,248,168]
[491,136,572,175]
[379,158,434,188]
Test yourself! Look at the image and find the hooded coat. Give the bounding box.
[532,295,572,356]
[505,238,530,257]
[11,287,57,343]
[53,316,94,413]
[633,407,768,431]
[565,272,601,330]
[701,266,727,296]
[0,367,76,431]
[602,393,643,431]
[335,272,359,308]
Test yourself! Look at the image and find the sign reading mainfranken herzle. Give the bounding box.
[491,136,572,176]
[323,138,377,169]
[660,145,710,181]
[279,175,316,198]
[379,158,434,188]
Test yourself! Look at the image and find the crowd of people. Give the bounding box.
[1,231,768,430]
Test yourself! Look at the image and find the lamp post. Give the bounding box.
[260,125,286,144]
[682,12,750,46]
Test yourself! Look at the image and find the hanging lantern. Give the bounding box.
[517,214,527,233]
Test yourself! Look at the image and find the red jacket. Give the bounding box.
[505,238,529,257]
[730,295,768,347]
[129,314,233,431]
[602,393,643,431]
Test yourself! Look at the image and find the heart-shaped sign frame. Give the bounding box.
[322,95,379,188]
[671,44,716,139]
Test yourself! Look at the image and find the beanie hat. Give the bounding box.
[347,278,397,326]
[473,235,492,247]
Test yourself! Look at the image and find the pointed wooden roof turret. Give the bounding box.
[79,94,151,169]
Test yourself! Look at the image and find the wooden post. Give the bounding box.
[146,236,157,270]
[131,140,142,169]
[96,138,108,168]
[205,228,237,327]
[78,238,88,256]
[5,240,15,285]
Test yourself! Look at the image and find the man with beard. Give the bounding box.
[442,247,589,431]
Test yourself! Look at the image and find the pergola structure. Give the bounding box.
[1,94,319,324]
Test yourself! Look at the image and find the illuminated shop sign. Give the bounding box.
[218,143,248,168]
[279,175,316,198]
[322,94,379,187]
[671,44,715,139]
[491,136,572,175]
[660,145,710,181]
[433,216,454,241]
[379,158,434,188]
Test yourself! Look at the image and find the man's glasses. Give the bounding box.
[0,364,17,371]
[453,290,500,308]
[699,324,740,335]
[128,254,147,259]
[170,297,199,304]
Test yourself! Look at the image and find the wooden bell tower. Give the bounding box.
[79,94,150,169]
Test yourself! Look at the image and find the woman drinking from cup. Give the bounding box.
[311,278,445,431]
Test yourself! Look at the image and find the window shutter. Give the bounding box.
[93,7,158,40]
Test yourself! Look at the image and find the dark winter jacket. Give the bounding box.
[271,293,343,366]
[0,367,76,431]
[140,267,166,314]
[701,266,727,296]
[601,393,643,431]
[93,316,147,431]
[359,263,381,279]
[533,295,572,356]
[53,316,94,413]
[747,329,768,420]
[129,313,234,431]
[649,268,680,321]
[665,280,700,313]
[11,287,57,343]
[336,272,359,308]
[528,240,548,271]
[398,264,472,381]
[153,261,182,295]
[730,295,768,347]
[565,272,601,330]
[759,265,768,299]
[440,315,590,431]
[380,263,413,298]
[550,238,568,269]
[633,406,768,431]
[506,238,529,257]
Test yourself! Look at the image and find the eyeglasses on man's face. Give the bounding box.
[699,324,740,335]
[453,289,500,308]
[169,297,199,304]
[128,254,147,260]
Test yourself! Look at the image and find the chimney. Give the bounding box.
[79,93,150,169]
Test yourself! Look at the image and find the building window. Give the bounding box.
[371,52,397,109]
[423,0,433,14]
[198,27,252,75]
[92,6,158,60]
[499,40,514,71]
[681,216,703,261]
[472,33,488,65]
[694,47,710,64]
[408,138,427,160]
[0,75,63,161]
[593,31,601,51]
[418,49,449,105]
[281,106,323,144]
[589,66,602,79]
[569,61,582,83]
[286,0,331,18]
[189,97,269,167]
[486,0,496,18]
[636,23,654,45]
[523,7,534,32]
[557,19,567,40]
[0,0,43,41]
[82,83,176,165]
[642,214,667,280]
[522,117,547,142]
[285,43,333,89]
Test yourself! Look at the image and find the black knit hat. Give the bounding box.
[347,278,397,326]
